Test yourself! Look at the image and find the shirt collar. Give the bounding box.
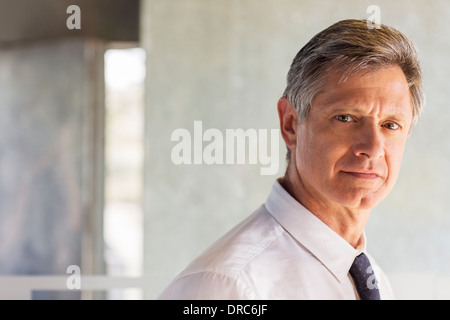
[264,179,365,283]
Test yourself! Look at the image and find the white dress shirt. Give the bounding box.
[158,179,395,300]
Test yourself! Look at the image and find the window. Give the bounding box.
[103,46,146,299]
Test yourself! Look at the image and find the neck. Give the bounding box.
[280,164,371,248]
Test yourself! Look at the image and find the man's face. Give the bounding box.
[295,65,413,211]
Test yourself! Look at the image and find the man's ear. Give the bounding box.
[277,97,298,150]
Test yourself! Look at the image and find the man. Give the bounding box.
[158,19,424,300]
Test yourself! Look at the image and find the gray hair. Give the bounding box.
[282,19,425,160]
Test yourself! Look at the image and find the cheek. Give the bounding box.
[295,130,345,175]
[385,143,406,184]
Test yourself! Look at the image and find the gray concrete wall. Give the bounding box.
[141,0,450,299]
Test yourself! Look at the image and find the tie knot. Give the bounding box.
[349,253,380,300]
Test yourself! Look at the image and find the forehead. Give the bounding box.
[312,65,413,116]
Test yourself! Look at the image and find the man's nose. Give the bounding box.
[351,124,385,160]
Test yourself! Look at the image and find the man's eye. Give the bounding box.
[383,122,400,130]
[335,115,353,122]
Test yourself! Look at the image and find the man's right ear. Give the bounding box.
[277,97,298,150]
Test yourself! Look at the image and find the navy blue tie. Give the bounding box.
[349,253,380,300]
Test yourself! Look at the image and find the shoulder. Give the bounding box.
[186,205,284,275]
[158,205,287,299]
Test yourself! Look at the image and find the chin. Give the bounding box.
[337,190,386,210]
[351,199,380,210]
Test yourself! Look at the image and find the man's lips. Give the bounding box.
[340,171,382,179]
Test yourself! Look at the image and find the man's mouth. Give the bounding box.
[341,171,382,179]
